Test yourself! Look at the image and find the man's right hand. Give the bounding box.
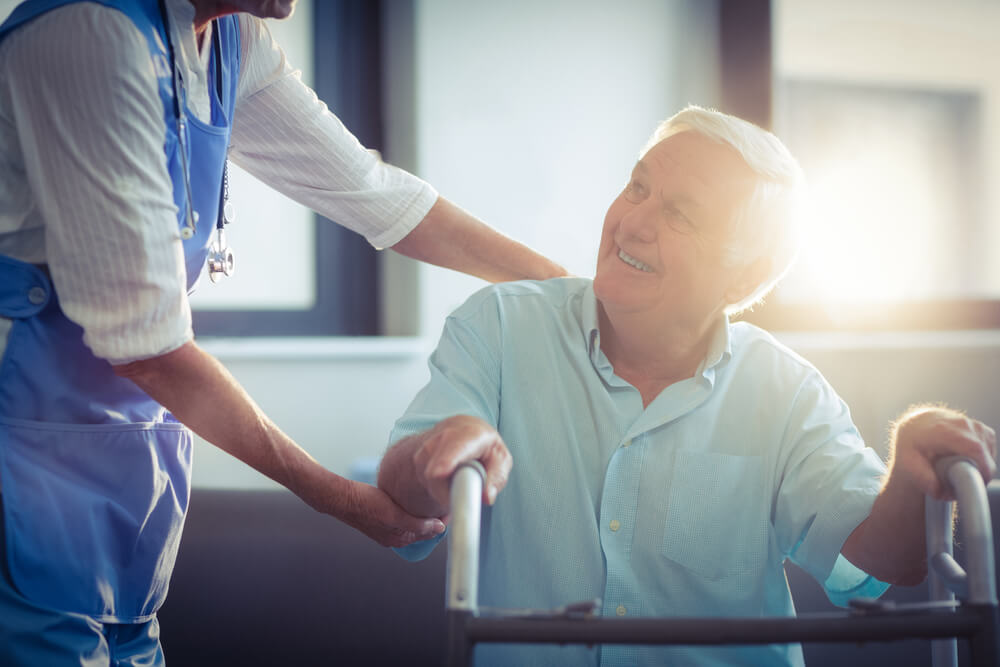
[411,415,512,510]
[378,415,512,519]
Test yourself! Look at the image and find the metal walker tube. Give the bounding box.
[445,461,486,667]
[926,456,999,667]
[446,455,998,667]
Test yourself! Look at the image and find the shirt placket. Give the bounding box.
[598,432,646,667]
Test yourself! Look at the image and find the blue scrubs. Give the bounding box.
[0,1,239,663]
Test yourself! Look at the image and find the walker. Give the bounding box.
[444,457,999,666]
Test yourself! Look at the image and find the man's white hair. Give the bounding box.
[642,105,804,315]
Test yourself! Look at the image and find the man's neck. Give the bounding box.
[597,303,721,407]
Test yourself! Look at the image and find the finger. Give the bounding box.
[378,513,447,549]
[396,517,447,544]
[958,420,996,482]
[424,427,497,481]
[973,422,997,475]
[421,428,498,506]
[480,438,512,505]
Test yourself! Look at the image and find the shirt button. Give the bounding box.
[27,286,46,305]
[616,605,627,617]
[609,519,621,532]
[622,438,632,448]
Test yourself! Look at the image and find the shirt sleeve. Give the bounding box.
[229,15,438,250]
[390,289,504,561]
[2,4,192,365]
[773,371,890,605]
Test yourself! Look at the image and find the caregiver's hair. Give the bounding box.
[643,105,805,314]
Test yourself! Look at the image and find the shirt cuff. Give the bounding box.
[364,179,438,250]
[392,529,447,562]
[822,553,891,607]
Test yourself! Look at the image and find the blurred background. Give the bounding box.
[4,0,998,487]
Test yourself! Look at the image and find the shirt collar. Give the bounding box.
[583,282,732,382]
[167,0,213,78]
[583,283,616,378]
[695,315,732,382]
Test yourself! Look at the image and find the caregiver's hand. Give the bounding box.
[333,479,446,548]
[378,415,512,519]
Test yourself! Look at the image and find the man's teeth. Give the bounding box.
[618,249,653,272]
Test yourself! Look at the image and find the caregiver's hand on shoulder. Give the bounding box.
[410,415,512,511]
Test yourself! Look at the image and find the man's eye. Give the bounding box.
[662,206,695,231]
[663,206,686,221]
[625,180,646,202]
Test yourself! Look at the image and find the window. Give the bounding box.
[739,0,1000,331]
[191,0,382,336]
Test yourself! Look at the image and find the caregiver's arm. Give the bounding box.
[842,405,996,585]
[114,341,444,547]
[391,197,568,283]
[378,415,512,518]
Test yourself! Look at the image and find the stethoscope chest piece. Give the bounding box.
[207,161,236,282]
[207,227,235,283]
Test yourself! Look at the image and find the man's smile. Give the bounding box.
[618,248,653,273]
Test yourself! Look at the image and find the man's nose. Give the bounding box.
[618,203,658,243]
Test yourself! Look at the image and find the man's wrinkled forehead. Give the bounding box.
[640,131,756,203]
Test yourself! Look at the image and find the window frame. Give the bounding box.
[192,0,382,337]
[718,0,1000,332]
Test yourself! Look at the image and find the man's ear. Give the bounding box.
[724,257,770,306]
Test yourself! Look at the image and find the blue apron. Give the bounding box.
[0,0,239,623]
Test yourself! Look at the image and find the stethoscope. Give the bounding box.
[157,0,235,283]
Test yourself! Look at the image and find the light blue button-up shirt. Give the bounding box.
[392,277,888,666]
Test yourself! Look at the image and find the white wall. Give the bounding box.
[193,0,725,487]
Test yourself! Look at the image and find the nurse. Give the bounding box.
[0,0,566,664]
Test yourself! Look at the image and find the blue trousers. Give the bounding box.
[0,495,165,667]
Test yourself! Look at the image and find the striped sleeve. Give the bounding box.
[229,15,437,250]
[1,4,192,364]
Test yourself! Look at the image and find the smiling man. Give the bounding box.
[377,106,996,666]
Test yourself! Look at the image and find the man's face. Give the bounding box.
[593,130,756,330]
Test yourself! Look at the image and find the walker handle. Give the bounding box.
[926,456,997,605]
[446,461,486,612]
[926,456,997,667]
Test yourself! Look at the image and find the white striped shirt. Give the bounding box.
[0,0,437,364]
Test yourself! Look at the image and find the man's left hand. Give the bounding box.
[890,405,996,500]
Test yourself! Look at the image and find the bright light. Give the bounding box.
[774,85,975,308]
[785,146,946,304]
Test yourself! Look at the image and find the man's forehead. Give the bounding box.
[639,131,756,203]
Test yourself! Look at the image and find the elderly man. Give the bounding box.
[377,106,997,666]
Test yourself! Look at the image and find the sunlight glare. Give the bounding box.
[780,126,954,306]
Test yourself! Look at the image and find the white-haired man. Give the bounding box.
[377,106,997,666]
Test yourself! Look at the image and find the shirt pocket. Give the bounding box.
[662,450,769,580]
